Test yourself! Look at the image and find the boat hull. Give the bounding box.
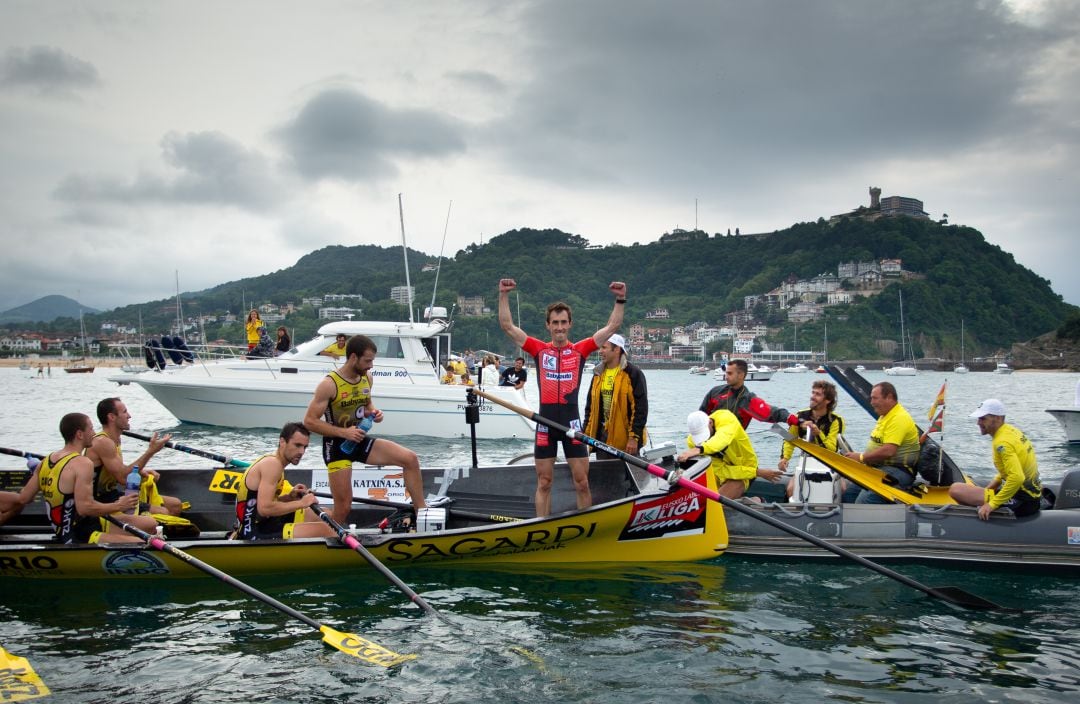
[724,498,1080,571]
[113,368,533,438]
[1047,408,1080,444]
[1,459,729,579]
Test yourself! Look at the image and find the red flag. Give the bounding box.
[927,380,947,420]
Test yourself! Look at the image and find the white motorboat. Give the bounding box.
[954,320,969,373]
[109,319,535,439]
[854,364,866,372]
[1046,408,1080,444]
[689,365,709,375]
[883,364,917,376]
[780,363,810,373]
[884,288,917,376]
[994,363,1014,374]
[712,362,774,381]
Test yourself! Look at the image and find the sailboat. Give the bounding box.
[954,320,969,374]
[64,309,95,374]
[884,289,917,376]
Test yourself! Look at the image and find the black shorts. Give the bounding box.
[1004,494,1041,518]
[323,436,376,472]
[534,405,589,460]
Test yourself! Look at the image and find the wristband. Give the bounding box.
[615,298,627,304]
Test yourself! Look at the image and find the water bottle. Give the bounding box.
[340,413,373,454]
[124,465,142,515]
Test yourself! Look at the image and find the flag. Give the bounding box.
[921,409,944,443]
[927,380,947,420]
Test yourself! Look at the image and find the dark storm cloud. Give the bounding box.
[53,131,284,214]
[0,45,100,96]
[273,87,467,181]
[487,0,1070,190]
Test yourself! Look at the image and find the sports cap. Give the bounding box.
[687,411,712,444]
[970,398,1006,418]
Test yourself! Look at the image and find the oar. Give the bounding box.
[473,389,1011,612]
[122,430,248,467]
[0,446,43,461]
[101,515,414,666]
[0,645,50,701]
[307,502,442,619]
[311,491,521,524]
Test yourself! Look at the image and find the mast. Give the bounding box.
[428,200,452,317]
[398,193,414,324]
[175,270,184,338]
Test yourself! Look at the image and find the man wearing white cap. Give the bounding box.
[949,399,1042,520]
[677,409,763,499]
[583,333,649,459]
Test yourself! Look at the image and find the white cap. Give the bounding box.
[687,411,712,444]
[970,398,1006,418]
[607,333,627,354]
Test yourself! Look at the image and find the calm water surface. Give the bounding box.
[2,366,1079,702]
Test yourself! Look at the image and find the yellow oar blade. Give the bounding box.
[318,626,416,667]
[0,647,50,702]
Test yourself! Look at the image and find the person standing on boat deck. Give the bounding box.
[949,399,1042,520]
[39,413,157,544]
[583,333,649,459]
[699,359,799,430]
[319,333,348,359]
[274,326,291,355]
[843,382,921,504]
[86,397,183,516]
[480,355,501,387]
[498,277,627,516]
[245,309,264,352]
[779,380,846,498]
[678,410,762,499]
[304,334,426,524]
[499,357,528,390]
[233,423,335,540]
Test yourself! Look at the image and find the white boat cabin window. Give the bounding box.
[367,335,404,359]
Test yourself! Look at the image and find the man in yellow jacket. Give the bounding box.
[677,409,764,499]
[583,334,648,458]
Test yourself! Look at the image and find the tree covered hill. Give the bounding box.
[0,295,98,325]
[13,217,1075,361]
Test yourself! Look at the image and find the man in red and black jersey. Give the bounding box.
[498,277,627,516]
[699,359,798,430]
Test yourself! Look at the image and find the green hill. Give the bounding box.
[0,295,98,324]
[10,217,1075,362]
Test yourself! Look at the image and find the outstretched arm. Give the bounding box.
[498,279,527,347]
[591,282,627,347]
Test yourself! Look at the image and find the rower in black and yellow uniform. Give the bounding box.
[304,334,426,524]
[39,412,157,544]
[232,422,334,541]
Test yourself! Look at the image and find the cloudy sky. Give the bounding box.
[2,0,1078,314]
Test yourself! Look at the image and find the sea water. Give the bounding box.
[1,366,1078,702]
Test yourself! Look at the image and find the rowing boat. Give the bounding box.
[0,456,729,579]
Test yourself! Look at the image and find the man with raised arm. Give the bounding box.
[86,397,182,516]
[304,334,426,524]
[39,413,158,544]
[498,277,626,516]
[233,422,335,540]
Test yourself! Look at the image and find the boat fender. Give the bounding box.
[1052,469,1080,510]
[173,336,194,363]
[163,336,184,365]
[143,342,157,369]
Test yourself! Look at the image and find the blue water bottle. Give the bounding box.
[341,413,373,454]
[125,465,142,515]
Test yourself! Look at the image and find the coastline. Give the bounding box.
[0,357,126,368]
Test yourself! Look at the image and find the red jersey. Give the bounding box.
[521,336,598,407]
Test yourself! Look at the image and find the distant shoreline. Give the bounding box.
[0,357,126,368]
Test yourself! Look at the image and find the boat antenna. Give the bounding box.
[429,200,452,317]
[398,193,414,324]
[175,270,184,339]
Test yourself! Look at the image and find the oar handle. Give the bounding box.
[122,430,250,467]
[472,389,1006,612]
[309,502,441,618]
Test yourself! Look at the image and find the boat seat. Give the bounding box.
[1053,469,1080,510]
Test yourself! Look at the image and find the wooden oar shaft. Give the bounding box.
[473,389,1007,612]
[0,446,43,460]
[122,430,250,467]
[309,503,440,617]
[103,515,319,628]
[312,491,520,524]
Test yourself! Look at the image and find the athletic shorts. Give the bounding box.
[534,405,589,460]
[987,489,1041,518]
[236,510,304,540]
[323,436,376,473]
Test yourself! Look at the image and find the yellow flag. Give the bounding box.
[928,380,947,420]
